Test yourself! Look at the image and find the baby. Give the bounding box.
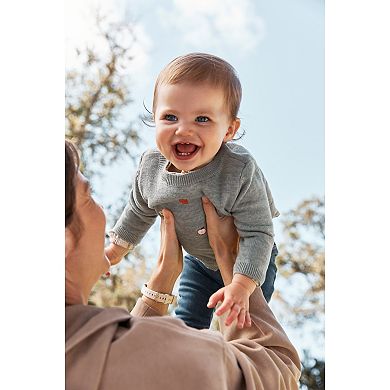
[105,53,279,330]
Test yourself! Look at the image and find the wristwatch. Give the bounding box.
[141,284,176,305]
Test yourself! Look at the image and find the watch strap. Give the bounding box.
[141,284,175,305]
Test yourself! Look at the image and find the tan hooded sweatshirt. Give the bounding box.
[66,289,301,390]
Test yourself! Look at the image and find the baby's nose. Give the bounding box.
[175,122,194,136]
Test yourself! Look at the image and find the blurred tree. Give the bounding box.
[89,246,148,310]
[66,12,141,179]
[66,12,148,308]
[299,351,325,390]
[275,197,324,326]
[273,197,325,390]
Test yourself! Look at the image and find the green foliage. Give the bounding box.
[275,197,325,326]
[89,246,148,310]
[66,13,141,179]
[273,197,325,390]
[66,14,149,309]
[300,351,325,390]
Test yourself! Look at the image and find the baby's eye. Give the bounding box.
[164,114,178,121]
[195,116,210,123]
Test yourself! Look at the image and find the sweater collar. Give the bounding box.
[160,143,227,186]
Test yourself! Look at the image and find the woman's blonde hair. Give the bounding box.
[152,53,242,120]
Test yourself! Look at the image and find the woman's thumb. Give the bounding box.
[202,196,217,221]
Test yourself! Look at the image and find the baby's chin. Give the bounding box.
[162,149,213,172]
[174,158,214,172]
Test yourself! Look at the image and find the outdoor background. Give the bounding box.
[4,1,389,389]
[66,0,324,388]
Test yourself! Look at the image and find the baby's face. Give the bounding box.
[154,82,239,172]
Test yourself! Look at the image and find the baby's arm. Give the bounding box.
[202,197,257,329]
[202,158,277,329]
[231,160,275,287]
[105,155,158,265]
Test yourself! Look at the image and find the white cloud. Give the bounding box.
[65,0,152,77]
[157,0,266,53]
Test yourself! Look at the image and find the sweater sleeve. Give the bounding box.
[110,155,158,247]
[231,160,275,285]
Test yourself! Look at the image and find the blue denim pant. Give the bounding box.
[175,243,278,329]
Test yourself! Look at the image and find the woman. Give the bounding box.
[65,140,301,390]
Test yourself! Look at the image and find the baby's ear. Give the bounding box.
[224,118,241,142]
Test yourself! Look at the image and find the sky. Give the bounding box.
[65,0,324,357]
[65,0,324,222]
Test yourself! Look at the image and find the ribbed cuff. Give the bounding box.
[233,262,266,286]
[109,226,138,249]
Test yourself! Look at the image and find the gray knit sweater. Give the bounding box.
[111,143,279,284]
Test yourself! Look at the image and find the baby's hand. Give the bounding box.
[207,281,252,329]
[105,243,128,265]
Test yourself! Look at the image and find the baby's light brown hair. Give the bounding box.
[152,53,242,120]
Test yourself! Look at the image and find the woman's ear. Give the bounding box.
[223,118,241,142]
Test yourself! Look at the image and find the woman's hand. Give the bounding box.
[201,197,239,285]
[202,197,254,328]
[143,208,183,314]
[156,208,183,281]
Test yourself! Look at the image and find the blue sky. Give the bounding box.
[66,0,324,222]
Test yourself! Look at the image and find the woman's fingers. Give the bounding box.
[162,208,175,234]
[201,196,220,224]
[201,197,239,262]
[161,208,181,248]
[158,208,183,276]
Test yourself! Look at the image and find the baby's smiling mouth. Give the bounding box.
[173,142,200,159]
